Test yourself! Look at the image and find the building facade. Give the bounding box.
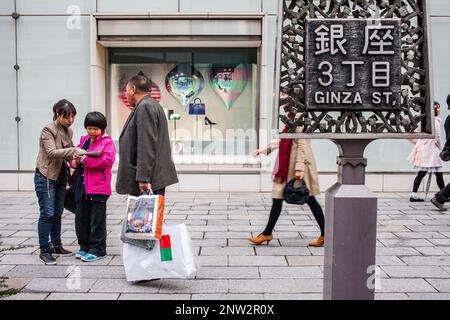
[1,0,450,192]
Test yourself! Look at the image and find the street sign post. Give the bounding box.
[274,0,433,300]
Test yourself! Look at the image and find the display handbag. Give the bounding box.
[188,98,206,115]
[122,224,198,282]
[283,178,310,205]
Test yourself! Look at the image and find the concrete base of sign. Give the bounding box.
[323,140,378,300]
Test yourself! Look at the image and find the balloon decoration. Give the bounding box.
[165,65,204,110]
[119,71,161,110]
[209,64,249,110]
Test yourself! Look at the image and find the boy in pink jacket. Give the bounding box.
[72,112,116,262]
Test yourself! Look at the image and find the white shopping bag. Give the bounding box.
[122,224,198,281]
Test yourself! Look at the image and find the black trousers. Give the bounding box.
[263,196,325,237]
[413,170,445,193]
[75,195,109,256]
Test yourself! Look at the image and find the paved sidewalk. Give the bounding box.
[1,191,450,300]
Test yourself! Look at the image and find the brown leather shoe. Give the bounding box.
[248,233,273,245]
[308,236,325,247]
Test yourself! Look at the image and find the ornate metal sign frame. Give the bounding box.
[273,0,434,139]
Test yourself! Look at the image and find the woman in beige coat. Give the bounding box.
[248,136,325,247]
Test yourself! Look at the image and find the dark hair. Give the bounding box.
[84,112,107,132]
[128,75,150,93]
[53,99,76,121]
[434,101,441,117]
[447,94,450,110]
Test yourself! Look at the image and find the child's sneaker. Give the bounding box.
[75,250,87,259]
[81,253,105,262]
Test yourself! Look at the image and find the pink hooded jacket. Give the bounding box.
[76,133,116,195]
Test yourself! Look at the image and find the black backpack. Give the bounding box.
[283,179,310,205]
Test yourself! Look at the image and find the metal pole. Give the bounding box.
[323,139,378,300]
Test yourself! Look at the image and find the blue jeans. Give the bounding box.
[35,170,67,250]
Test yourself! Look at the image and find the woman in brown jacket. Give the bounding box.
[248,132,325,247]
[35,100,86,265]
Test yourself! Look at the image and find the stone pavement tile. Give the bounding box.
[377,226,410,232]
[196,256,228,267]
[0,238,29,246]
[401,256,450,266]
[6,265,69,278]
[379,239,434,247]
[0,265,15,276]
[376,256,406,266]
[408,226,450,232]
[209,220,249,226]
[278,239,311,247]
[255,247,310,256]
[414,247,448,256]
[1,293,49,300]
[200,247,255,256]
[407,293,450,300]
[90,279,161,293]
[374,293,410,300]
[418,219,450,226]
[192,293,263,300]
[55,255,114,266]
[379,220,423,226]
[0,254,42,265]
[191,239,227,247]
[376,232,398,239]
[381,266,450,278]
[0,245,37,255]
[307,247,324,256]
[429,239,450,246]
[295,279,323,293]
[159,280,228,294]
[24,278,96,293]
[108,256,123,266]
[250,219,293,226]
[393,231,446,239]
[46,293,119,300]
[264,293,322,300]
[0,230,20,237]
[76,266,126,279]
[205,232,251,239]
[187,225,228,232]
[378,279,437,293]
[228,279,300,294]
[286,256,323,266]
[3,277,31,291]
[120,294,191,300]
[259,267,323,279]
[229,256,287,267]
[228,225,264,232]
[426,279,450,292]
[195,267,259,279]
[376,247,420,256]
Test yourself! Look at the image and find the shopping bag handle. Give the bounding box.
[140,189,154,196]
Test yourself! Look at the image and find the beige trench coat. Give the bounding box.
[260,139,320,199]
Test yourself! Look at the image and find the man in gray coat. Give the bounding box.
[116,75,178,196]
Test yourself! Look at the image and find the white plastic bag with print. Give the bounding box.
[122,224,198,282]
